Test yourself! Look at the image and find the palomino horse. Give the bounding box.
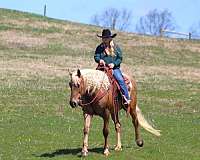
[69,68,160,156]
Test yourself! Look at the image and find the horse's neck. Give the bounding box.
[83,72,110,93]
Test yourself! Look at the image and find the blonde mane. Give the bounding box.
[71,69,110,93]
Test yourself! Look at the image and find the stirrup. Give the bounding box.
[122,95,131,105]
[124,100,131,105]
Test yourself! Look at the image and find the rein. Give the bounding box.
[79,87,108,106]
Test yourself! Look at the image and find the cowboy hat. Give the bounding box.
[97,29,117,38]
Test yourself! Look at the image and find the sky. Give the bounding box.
[0,0,200,34]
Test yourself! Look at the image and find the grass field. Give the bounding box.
[0,8,200,160]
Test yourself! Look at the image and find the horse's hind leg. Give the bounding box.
[130,105,144,147]
[82,113,92,156]
[111,113,122,151]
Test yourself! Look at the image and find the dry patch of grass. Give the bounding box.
[119,32,200,53]
[0,55,96,80]
[1,55,199,83]
[1,17,98,34]
[0,59,65,79]
[0,31,48,48]
[1,18,65,30]
[133,65,200,82]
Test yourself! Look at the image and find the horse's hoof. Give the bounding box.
[103,148,110,156]
[136,139,144,147]
[114,146,122,151]
[81,151,88,157]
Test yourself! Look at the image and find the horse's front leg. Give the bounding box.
[82,113,92,156]
[103,109,110,156]
[111,113,122,151]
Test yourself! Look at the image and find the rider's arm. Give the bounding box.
[94,45,102,63]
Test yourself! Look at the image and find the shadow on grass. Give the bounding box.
[35,147,104,158]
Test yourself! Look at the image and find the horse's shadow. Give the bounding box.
[36,147,104,158]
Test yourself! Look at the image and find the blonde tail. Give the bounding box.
[136,105,161,137]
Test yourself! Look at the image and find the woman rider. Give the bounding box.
[94,29,131,105]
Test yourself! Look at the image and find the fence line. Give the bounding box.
[191,34,200,39]
[160,29,192,40]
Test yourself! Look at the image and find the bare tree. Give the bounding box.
[101,8,120,30]
[117,8,132,31]
[91,8,132,31]
[136,9,176,36]
[91,14,101,26]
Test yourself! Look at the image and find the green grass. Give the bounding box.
[0,8,200,160]
[1,75,199,160]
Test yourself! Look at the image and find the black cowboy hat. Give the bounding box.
[97,29,117,38]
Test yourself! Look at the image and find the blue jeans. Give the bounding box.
[113,68,130,100]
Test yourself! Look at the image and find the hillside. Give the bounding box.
[0,8,200,82]
[0,8,200,160]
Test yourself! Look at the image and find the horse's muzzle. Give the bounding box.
[69,100,79,108]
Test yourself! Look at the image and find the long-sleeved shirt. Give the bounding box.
[94,43,123,69]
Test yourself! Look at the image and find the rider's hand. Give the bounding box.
[108,63,114,69]
[99,59,105,66]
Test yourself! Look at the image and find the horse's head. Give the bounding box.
[69,69,84,108]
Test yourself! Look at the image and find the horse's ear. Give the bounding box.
[77,69,81,78]
[67,69,72,77]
